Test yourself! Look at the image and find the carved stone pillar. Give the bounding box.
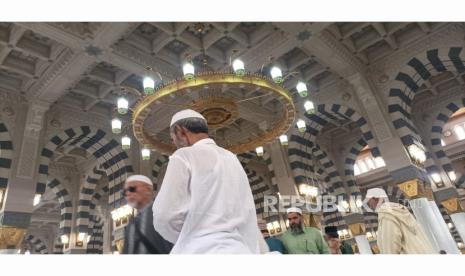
[0,100,49,252]
[398,179,460,253]
[441,196,465,243]
[268,141,298,197]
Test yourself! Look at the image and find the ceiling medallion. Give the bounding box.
[190,96,239,130]
[132,72,296,155]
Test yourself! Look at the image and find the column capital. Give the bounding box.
[0,226,26,250]
[348,223,366,236]
[397,179,427,200]
[441,197,463,215]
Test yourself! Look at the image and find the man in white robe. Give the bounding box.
[365,188,435,254]
[152,109,259,254]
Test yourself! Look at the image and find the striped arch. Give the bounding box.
[287,131,350,228]
[0,121,13,194]
[344,138,368,196]
[36,126,133,209]
[151,154,169,191]
[86,215,104,254]
[430,97,465,188]
[305,104,379,156]
[302,103,380,196]
[288,131,346,197]
[24,235,48,254]
[262,150,277,187]
[76,166,106,233]
[47,178,73,235]
[237,152,277,220]
[388,47,465,147]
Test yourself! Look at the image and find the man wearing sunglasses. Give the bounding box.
[122,175,173,254]
[152,109,259,254]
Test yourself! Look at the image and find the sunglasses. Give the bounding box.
[122,186,137,196]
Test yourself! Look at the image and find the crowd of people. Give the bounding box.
[120,109,436,255]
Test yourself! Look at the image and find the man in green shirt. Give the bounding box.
[281,207,330,254]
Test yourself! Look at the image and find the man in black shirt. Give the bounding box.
[122,175,172,254]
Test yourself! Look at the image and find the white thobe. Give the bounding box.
[152,138,259,254]
[377,202,435,254]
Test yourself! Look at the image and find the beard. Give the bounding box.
[290,222,304,235]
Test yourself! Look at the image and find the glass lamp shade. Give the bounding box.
[117,97,129,114]
[141,148,150,160]
[183,63,195,80]
[304,100,315,114]
[232,59,245,76]
[270,66,283,83]
[121,136,131,150]
[111,118,122,134]
[255,146,264,157]
[143,77,155,95]
[296,82,308,97]
[279,135,288,146]
[296,119,306,133]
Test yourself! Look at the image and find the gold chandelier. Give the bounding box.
[131,71,296,155]
[109,24,320,159]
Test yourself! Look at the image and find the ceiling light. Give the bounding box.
[304,100,315,114]
[77,232,86,242]
[296,81,308,97]
[255,146,264,157]
[270,66,283,83]
[60,234,69,244]
[143,77,155,94]
[183,63,195,80]
[448,171,457,182]
[121,136,131,151]
[111,118,122,134]
[279,135,288,146]
[33,194,41,206]
[117,97,129,114]
[296,119,306,133]
[141,148,150,160]
[232,59,245,76]
[430,173,442,184]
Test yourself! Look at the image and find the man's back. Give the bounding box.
[377,202,434,254]
[153,138,259,254]
[123,202,173,254]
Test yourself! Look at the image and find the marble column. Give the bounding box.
[0,100,49,253]
[268,141,298,197]
[441,196,465,245]
[399,180,459,253]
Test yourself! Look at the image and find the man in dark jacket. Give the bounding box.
[122,175,172,254]
[324,226,354,254]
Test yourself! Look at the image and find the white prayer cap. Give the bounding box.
[125,175,153,186]
[286,207,302,215]
[170,109,206,127]
[365,188,388,199]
